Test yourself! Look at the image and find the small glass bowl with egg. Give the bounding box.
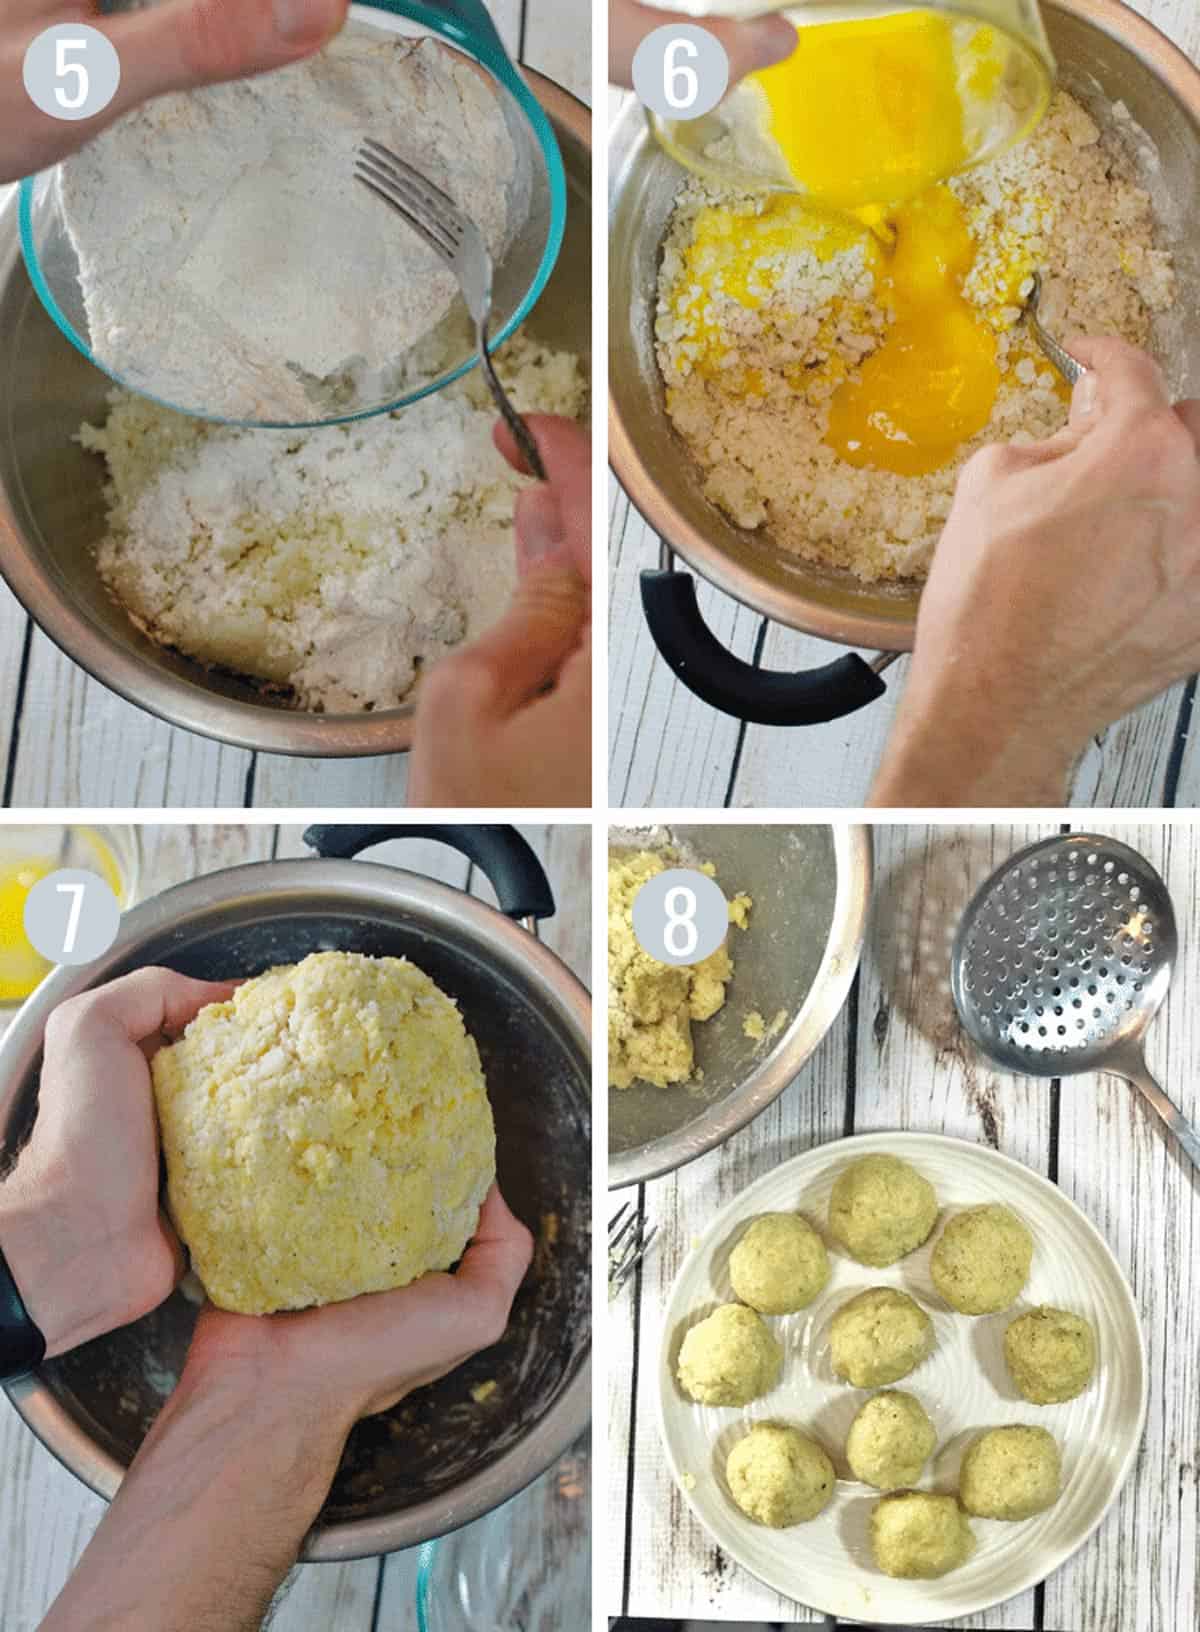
[646,1,1055,212]
[18,1,567,429]
[0,827,139,1010]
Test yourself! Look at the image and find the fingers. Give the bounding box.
[1065,335,1171,430]
[49,967,238,1048]
[493,415,592,584]
[105,0,348,114]
[609,0,796,88]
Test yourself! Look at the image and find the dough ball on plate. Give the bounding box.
[729,1213,830,1314]
[726,1423,835,1525]
[959,1425,1062,1519]
[677,1303,782,1406]
[846,1390,937,1489]
[931,1203,1033,1315]
[828,1154,938,1267]
[871,1491,975,1579]
[830,1287,934,1387]
[1004,1305,1097,1404]
[152,951,495,1315]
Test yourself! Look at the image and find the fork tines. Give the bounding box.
[354,139,464,260]
[609,1202,658,1297]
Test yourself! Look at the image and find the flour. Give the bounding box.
[58,27,517,422]
[79,335,587,713]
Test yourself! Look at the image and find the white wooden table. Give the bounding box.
[608,0,1200,811]
[0,0,591,811]
[609,822,1200,1631]
[0,821,591,1631]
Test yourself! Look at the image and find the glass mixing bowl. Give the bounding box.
[646,1,1055,206]
[18,0,566,429]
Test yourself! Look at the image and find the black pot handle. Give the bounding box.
[303,825,556,922]
[641,568,891,727]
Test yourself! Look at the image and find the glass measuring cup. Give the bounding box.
[645,1,1055,209]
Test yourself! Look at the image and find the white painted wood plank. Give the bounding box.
[0,582,30,795]
[523,0,592,104]
[251,751,409,810]
[1069,688,1190,809]
[1133,0,1200,62]
[610,484,763,808]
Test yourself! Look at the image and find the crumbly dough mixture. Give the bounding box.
[656,91,1176,581]
[151,950,495,1314]
[80,336,586,712]
[608,849,751,1089]
[59,30,515,421]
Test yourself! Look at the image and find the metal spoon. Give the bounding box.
[951,833,1200,1172]
[1023,271,1089,388]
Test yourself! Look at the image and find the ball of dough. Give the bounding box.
[828,1154,938,1267]
[677,1303,782,1406]
[959,1425,1062,1520]
[1004,1306,1097,1404]
[871,1491,975,1579]
[152,951,495,1314]
[726,1423,835,1525]
[830,1287,934,1387]
[931,1204,1033,1315]
[729,1213,830,1314]
[846,1390,938,1489]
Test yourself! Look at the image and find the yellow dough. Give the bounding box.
[871,1491,975,1579]
[931,1203,1033,1315]
[830,1286,935,1387]
[676,1303,782,1405]
[1004,1305,1097,1405]
[608,849,751,1088]
[846,1390,938,1490]
[726,1423,835,1525]
[959,1425,1062,1520]
[152,950,495,1314]
[828,1153,939,1267]
[729,1213,830,1314]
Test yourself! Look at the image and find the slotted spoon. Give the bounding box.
[355,138,546,480]
[951,833,1200,1172]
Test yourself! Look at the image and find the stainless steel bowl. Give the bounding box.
[0,826,591,1559]
[609,824,871,1188]
[0,75,590,757]
[609,0,1200,724]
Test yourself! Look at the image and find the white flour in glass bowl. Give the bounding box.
[56,29,516,422]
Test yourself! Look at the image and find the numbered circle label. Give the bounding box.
[24,869,121,967]
[632,24,730,121]
[632,867,729,967]
[23,24,121,123]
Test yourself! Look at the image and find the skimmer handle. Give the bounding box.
[1111,1044,1200,1172]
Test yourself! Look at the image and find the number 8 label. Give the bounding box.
[664,885,700,958]
[23,23,121,123]
[631,24,731,123]
[632,867,730,968]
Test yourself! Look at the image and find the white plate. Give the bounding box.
[656,1132,1148,1626]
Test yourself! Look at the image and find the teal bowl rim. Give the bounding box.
[17,1,567,430]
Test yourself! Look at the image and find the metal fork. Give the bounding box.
[609,1202,658,1298]
[355,138,547,481]
[1023,271,1089,389]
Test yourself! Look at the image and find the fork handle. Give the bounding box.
[479,323,548,482]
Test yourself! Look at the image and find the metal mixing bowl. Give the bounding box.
[609,824,871,1188]
[0,826,591,1559]
[0,74,590,756]
[609,0,1200,724]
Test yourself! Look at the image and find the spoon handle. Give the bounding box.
[1117,1056,1200,1172]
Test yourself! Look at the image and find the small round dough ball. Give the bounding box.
[828,1154,938,1267]
[871,1491,975,1579]
[729,1213,830,1314]
[960,1425,1061,1520]
[846,1390,938,1490]
[1004,1306,1097,1404]
[830,1287,934,1387]
[931,1204,1033,1315]
[151,951,495,1315]
[677,1304,782,1406]
[726,1423,835,1526]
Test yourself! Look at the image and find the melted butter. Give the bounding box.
[0,859,54,1003]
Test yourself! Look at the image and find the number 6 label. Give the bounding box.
[24,869,122,968]
[632,24,730,123]
[632,867,730,968]
[23,23,121,123]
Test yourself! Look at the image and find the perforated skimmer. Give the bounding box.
[951,833,1200,1172]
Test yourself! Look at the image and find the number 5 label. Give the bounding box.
[632,867,730,968]
[24,869,122,968]
[24,23,121,123]
[631,24,731,123]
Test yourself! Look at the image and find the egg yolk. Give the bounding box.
[754,10,975,211]
[0,859,54,1004]
[826,185,1001,476]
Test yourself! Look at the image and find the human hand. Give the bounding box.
[1,0,348,184]
[0,967,237,1358]
[408,414,591,809]
[185,1186,534,1425]
[610,0,796,89]
[871,338,1200,807]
